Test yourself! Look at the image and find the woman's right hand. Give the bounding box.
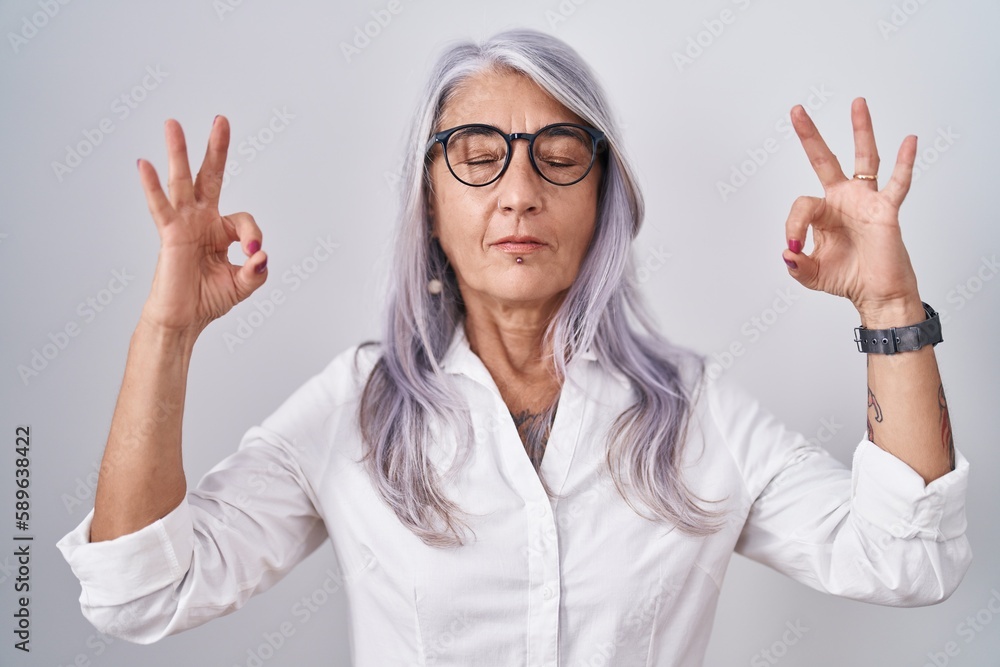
[136,115,268,338]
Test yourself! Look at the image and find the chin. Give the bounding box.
[490,275,571,305]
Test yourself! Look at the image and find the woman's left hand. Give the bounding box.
[781,97,921,318]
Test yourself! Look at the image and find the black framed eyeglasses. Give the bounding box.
[424,122,607,187]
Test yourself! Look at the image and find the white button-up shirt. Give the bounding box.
[57,325,972,666]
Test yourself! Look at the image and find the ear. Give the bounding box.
[426,201,438,236]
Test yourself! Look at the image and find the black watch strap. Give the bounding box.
[854,301,943,354]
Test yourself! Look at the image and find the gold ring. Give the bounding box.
[853,173,878,181]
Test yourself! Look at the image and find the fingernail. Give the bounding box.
[255,258,267,274]
[246,240,261,255]
[788,238,802,254]
[136,159,141,170]
[213,114,221,127]
[783,257,798,270]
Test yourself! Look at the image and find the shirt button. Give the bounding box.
[535,503,548,517]
[542,585,555,599]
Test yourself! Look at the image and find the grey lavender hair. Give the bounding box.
[356,28,726,548]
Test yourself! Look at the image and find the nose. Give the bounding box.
[495,139,543,215]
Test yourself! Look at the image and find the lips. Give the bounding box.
[491,236,547,253]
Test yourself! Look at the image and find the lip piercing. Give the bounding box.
[516,257,523,264]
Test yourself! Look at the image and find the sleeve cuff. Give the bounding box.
[850,429,969,541]
[55,499,194,608]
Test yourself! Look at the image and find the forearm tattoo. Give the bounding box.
[938,383,956,471]
[866,384,883,447]
[865,358,956,472]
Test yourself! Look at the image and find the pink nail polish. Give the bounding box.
[788,239,802,254]
[247,240,261,255]
[784,257,797,270]
[255,258,267,274]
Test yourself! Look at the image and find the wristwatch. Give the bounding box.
[854,301,943,354]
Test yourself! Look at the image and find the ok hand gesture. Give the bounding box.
[136,116,268,338]
[781,97,922,320]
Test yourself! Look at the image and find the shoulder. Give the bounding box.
[256,340,384,440]
[307,340,384,409]
[692,363,838,501]
[320,340,383,395]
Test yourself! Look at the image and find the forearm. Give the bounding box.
[861,296,954,485]
[90,318,196,542]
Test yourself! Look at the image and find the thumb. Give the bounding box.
[233,249,268,301]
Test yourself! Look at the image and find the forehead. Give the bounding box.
[438,68,587,131]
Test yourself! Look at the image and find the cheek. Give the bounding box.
[562,194,600,257]
[432,192,490,267]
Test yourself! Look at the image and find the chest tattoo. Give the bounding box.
[510,404,557,472]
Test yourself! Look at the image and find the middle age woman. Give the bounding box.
[58,28,971,666]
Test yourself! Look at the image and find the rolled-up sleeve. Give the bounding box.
[55,363,342,643]
[57,498,194,609]
[710,374,973,607]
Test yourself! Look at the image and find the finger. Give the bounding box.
[233,248,268,301]
[220,212,263,256]
[851,97,880,187]
[194,115,230,205]
[164,119,195,206]
[781,244,819,291]
[791,104,847,189]
[136,159,175,230]
[784,195,824,255]
[881,135,917,209]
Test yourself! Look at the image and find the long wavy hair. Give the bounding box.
[357,28,726,548]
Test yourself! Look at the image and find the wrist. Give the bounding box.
[856,296,926,329]
[134,313,201,356]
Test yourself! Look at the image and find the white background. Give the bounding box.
[2,0,998,665]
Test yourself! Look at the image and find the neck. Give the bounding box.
[459,284,567,403]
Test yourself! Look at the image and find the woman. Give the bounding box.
[58,28,970,666]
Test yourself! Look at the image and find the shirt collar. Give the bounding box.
[439,322,597,377]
